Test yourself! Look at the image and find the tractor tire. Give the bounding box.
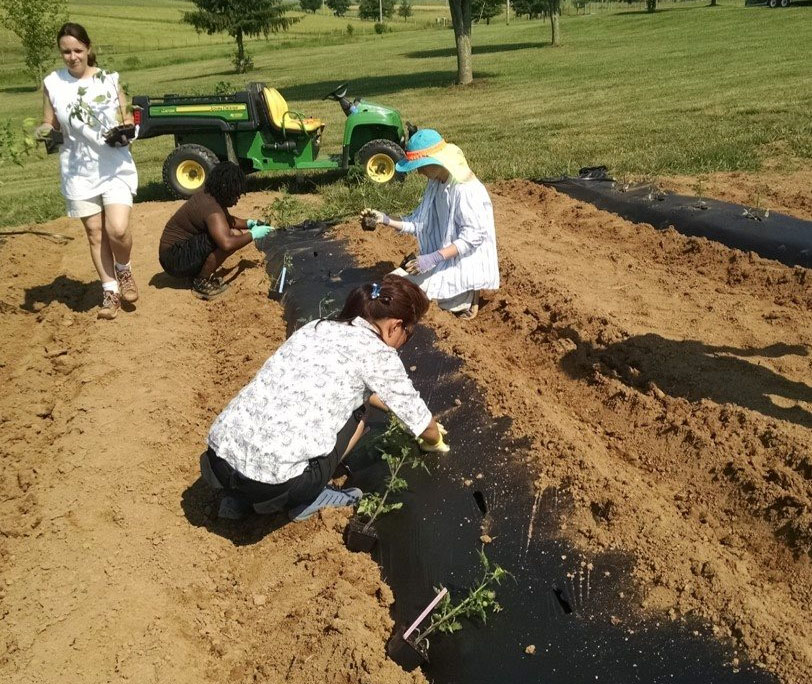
[357,139,405,185]
[768,0,778,7]
[779,0,790,6]
[163,144,219,199]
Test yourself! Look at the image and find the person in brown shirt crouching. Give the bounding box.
[158,162,274,299]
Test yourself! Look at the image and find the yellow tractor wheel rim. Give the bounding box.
[365,153,396,183]
[176,160,206,190]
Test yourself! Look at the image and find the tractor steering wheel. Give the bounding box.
[324,83,348,101]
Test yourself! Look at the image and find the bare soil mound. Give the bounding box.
[0,194,425,684]
[333,180,812,684]
[1,178,810,684]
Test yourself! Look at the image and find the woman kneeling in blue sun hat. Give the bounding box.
[362,129,499,321]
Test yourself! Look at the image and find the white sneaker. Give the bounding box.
[288,486,363,522]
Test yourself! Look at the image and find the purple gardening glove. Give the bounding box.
[405,250,444,275]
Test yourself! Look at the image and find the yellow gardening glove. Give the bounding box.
[417,423,450,453]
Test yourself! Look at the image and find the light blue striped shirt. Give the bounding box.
[400,178,500,300]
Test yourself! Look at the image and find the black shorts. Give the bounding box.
[205,405,366,510]
[159,232,216,278]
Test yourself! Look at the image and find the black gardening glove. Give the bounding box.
[104,124,137,148]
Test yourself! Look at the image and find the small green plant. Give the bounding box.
[270,250,293,296]
[318,293,338,319]
[411,548,508,648]
[67,70,135,138]
[346,23,354,36]
[0,119,38,167]
[356,416,428,532]
[263,192,309,227]
[319,171,423,222]
[213,80,235,96]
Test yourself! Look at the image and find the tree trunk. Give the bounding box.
[646,0,656,12]
[235,27,245,72]
[709,0,717,5]
[551,11,560,46]
[448,0,473,85]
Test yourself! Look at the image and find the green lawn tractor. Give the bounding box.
[132,83,413,198]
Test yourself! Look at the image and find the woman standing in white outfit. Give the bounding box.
[38,23,139,320]
[363,129,499,321]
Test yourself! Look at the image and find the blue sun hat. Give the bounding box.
[396,129,475,183]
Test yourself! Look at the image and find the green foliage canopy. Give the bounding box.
[300,0,321,13]
[358,0,395,21]
[0,0,67,86]
[472,0,501,23]
[182,0,297,72]
[326,0,351,16]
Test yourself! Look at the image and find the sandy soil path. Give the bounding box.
[1,178,810,684]
[0,194,424,684]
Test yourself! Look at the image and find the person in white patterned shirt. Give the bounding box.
[201,274,449,521]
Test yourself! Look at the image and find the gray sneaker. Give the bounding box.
[288,486,363,522]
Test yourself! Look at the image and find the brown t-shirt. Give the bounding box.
[159,191,232,253]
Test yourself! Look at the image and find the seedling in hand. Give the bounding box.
[67,71,138,147]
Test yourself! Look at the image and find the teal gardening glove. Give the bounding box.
[248,221,273,240]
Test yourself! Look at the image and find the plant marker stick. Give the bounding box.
[403,587,448,640]
[278,266,287,293]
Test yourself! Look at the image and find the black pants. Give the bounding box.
[159,232,217,278]
[204,407,364,511]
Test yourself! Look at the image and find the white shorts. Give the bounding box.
[66,181,133,218]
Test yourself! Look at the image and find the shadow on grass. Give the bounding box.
[613,4,723,14]
[405,42,546,59]
[181,476,291,547]
[135,180,177,204]
[562,335,812,429]
[0,85,38,94]
[23,275,97,313]
[156,71,497,102]
[160,68,243,85]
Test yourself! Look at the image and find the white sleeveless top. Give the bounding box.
[43,68,138,201]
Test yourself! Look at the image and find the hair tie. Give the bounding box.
[370,283,381,299]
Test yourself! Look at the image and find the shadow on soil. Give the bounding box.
[405,42,545,59]
[22,275,97,313]
[181,476,291,546]
[562,335,812,428]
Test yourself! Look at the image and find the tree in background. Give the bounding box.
[547,0,561,45]
[448,0,473,85]
[472,0,502,24]
[511,0,559,46]
[300,0,321,12]
[646,0,657,11]
[326,0,351,16]
[358,0,395,20]
[1,0,67,87]
[511,0,545,19]
[183,0,297,73]
[398,0,413,20]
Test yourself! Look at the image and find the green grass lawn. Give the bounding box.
[1,0,810,227]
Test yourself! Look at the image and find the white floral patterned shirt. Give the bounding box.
[208,317,432,485]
